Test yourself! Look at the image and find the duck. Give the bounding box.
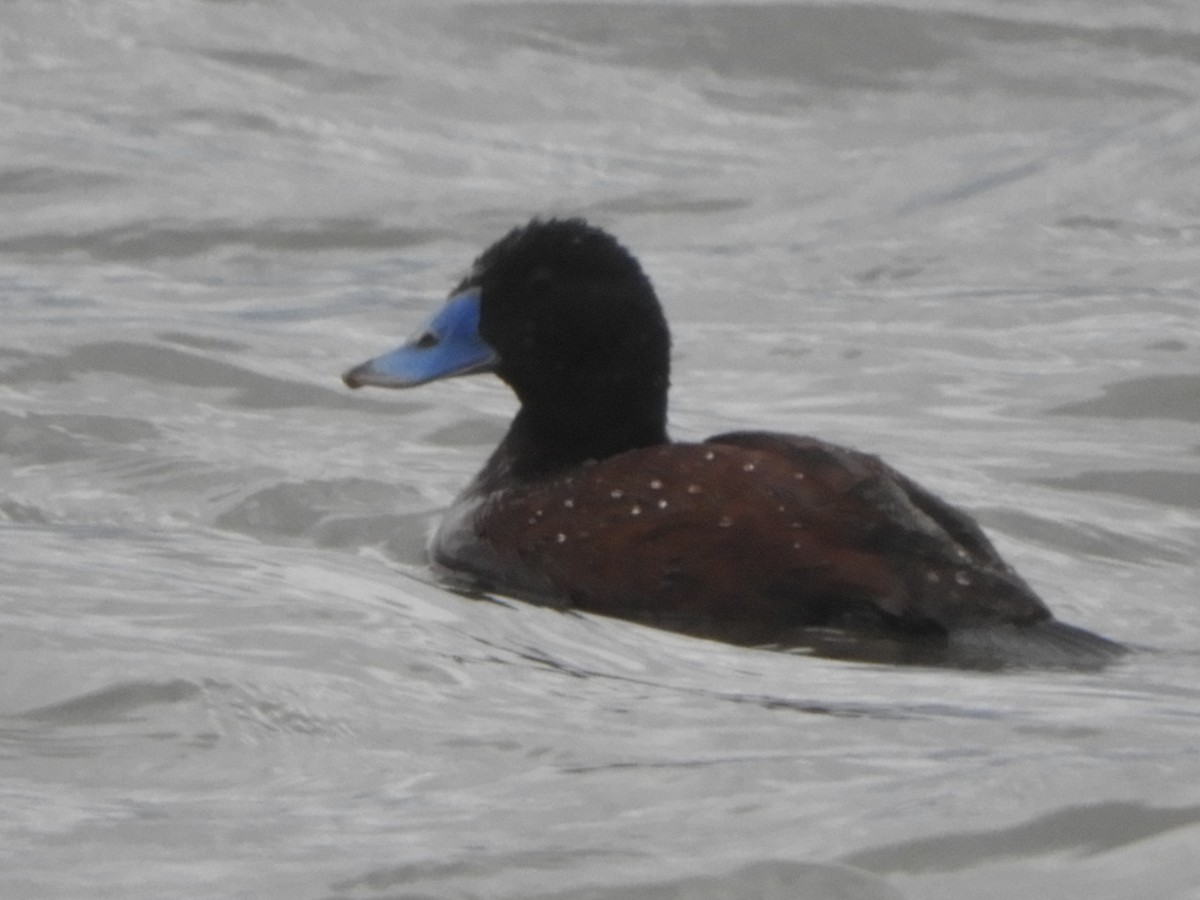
[343,218,1123,667]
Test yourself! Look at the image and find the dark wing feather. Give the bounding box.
[706,431,1053,631]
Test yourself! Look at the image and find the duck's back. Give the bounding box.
[431,430,1060,647]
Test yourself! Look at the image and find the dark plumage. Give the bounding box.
[343,218,1122,667]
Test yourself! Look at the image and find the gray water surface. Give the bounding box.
[3,2,1200,898]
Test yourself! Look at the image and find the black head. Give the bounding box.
[344,219,672,480]
[461,218,670,415]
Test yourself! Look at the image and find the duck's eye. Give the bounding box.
[415,331,438,349]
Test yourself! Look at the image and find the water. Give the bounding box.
[3,1,1200,897]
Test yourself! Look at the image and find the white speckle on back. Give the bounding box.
[610,489,624,499]
[718,515,733,528]
[657,499,668,509]
[631,504,642,516]
[686,484,702,494]
[563,498,575,508]
[955,571,972,586]
[743,462,756,472]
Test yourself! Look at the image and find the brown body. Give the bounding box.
[435,432,1051,646]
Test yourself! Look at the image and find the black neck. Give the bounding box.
[476,387,668,490]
